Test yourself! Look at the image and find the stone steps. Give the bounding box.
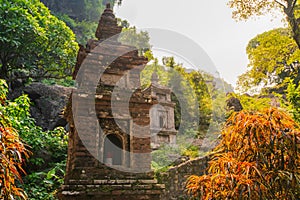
[58,179,165,200]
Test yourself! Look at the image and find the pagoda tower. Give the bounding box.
[144,72,178,149]
[58,4,164,200]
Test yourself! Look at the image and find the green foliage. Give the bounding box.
[151,145,180,170]
[119,26,151,55]
[211,90,227,125]
[42,77,75,87]
[0,80,29,199]
[73,20,99,44]
[0,79,8,103]
[55,13,99,45]
[187,70,213,132]
[228,0,300,49]
[181,145,199,158]
[151,129,198,171]
[142,56,229,140]
[0,79,68,199]
[142,59,207,134]
[41,0,115,43]
[151,129,204,171]
[237,28,300,92]
[42,0,115,22]
[228,93,272,112]
[22,160,66,200]
[0,0,78,82]
[186,108,300,199]
[55,14,77,30]
[140,60,169,88]
[143,50,154,61]
[4,95,68,198]
[285,79,300,123]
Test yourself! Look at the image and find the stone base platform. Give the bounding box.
[57,179,165,200]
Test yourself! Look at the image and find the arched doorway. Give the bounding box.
[104,134,123,165]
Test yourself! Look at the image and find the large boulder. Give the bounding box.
[226,96,243,112]
[15,83,73,130]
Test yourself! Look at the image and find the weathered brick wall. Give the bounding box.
[157,156,210,200]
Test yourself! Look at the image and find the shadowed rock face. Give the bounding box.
[11,83,73,131]
[226,96,243,112]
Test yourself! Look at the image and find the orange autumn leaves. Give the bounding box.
[186,108,300,199]
[0,126,29,199]
[0,80,29,199]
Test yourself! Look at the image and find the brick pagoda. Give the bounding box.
[58,4,164,200]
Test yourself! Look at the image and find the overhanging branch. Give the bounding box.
[275,0,286,8]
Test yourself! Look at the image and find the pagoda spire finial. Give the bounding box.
[95,3,122,40]
[151,72,159,84]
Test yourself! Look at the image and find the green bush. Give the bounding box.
[181,145,199,158]
[3,87,68,199]
[23,160,66,200]
[286,79,300,123]
[151,145,180,170]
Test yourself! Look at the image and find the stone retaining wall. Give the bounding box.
[58,179,164,200]
[157,156,210,200]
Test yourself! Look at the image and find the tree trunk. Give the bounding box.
[287,14,300,49]
[0,61,8,80]
[284,1,300,49]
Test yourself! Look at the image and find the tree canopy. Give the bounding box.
[41,0,116,43]
[0,0,78,83]
[141,56,230,138]
[118,21,151,55]
[228,0,300,49]
[237,28,300,92]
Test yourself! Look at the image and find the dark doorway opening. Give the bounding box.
[159,116,164,128]
[104,134,123,165]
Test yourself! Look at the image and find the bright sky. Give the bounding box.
[114,0,285,88]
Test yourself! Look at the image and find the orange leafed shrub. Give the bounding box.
[0,80,29,199]
[186,108,300,199]
[0,126,29,199]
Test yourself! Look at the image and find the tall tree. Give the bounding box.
[237,28,300,92]
[0,0,78,84]
[228,0,300,49]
